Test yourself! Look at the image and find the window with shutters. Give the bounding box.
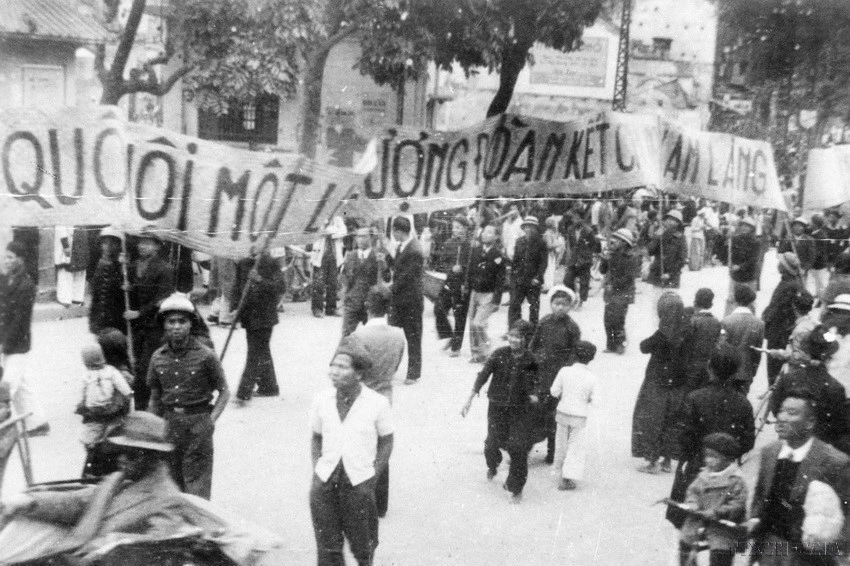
[198,94,279,145]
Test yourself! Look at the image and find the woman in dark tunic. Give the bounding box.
[762,252,804,386]
[666,343,755,527]
[529,285,581,462]
[88,228,125,335]
[632,291,693,474]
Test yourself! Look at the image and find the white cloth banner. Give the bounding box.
[804,145,850,211]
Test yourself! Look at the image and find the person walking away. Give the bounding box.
[808,214,832,301]
[600,229,640,354]
[762,252,804,387]
[125,227,174,410]
[88,227,125,335]
[632,292,693,474]
[543,217,566,291]
[147,293,230,499]
[549,340,598,491]
[563,212,599,310]
[433,215,472,357]
[677,433,748,566]
[720,284,764,395]
[387,217,424,384]
[667,344,754,530]
[466,224,506,363]
[206,257,237,326]
[75,342,132,478]
[765,290,817,373]
[311,217,347,318]
[530,286,581,463]
[0,241,49,436]
[508,217,548,328]
[770,325,848,452]
[688,211,706,272]
[724,216,760,316]
[310,339,394,565]
[340,226,386,337]
[647,210,688,304]
[685,289,722,391]
[351,285,405,518]
[233,253,286,404]
[54,225,88,306]
[461,320,538,503]
[745,392,850,566]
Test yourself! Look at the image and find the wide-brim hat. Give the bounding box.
[521,216,540,228]
[778,251,801,276]
[792,216,810,227]
[109,411,174,452]
[611,228,636,247]
[740,217,758,229]
[664,209,684,224]
[829,294,850,312]
[548,284,577,305]
[98,226,124,242]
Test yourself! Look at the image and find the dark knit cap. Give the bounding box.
[694,288,714,309]
[709,343,740,382]
[702,432,741,459]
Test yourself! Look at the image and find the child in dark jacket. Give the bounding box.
[678,432,747,566]
[462,320,539,503]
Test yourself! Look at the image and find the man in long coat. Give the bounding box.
[388,217,424,384]
[340,226,386,337]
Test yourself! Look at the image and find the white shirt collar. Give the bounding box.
[365,317,388,327]
[731,306,753,315]
[398,236,412,254]
[358,248,371,260]
[778,437,814,462]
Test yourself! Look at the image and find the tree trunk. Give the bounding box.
[99,0,147,105]
[298,47,333,159]
[486,40,533,118]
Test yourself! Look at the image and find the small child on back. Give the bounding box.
[549,340,598,491]
[678,432,747,566]
[76,342,133,450]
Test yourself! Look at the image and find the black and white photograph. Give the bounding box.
[2,0,850,564]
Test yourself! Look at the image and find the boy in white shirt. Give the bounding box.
[549,340,598,490]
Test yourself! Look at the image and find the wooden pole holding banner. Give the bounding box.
[119,235,137,374]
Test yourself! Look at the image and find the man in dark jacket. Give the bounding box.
[778,216,816,276]
[88,227,126,335]
[232,253,286,403]
[125,228,174,410]
[667,344,755,528]
[467,224,505,363]
[563,213,600,307]
[340,226,386,337]
[508,217,548,328]
[647,210,688,292]
[725,216,761,315]
[684,288,722,391]
[721,284,764,394]
[600,228,639,354]
[388,217,424,384]
[0,241,48,435]
[433,215,472,356]
[762,252,804,386]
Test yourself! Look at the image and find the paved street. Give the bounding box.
[2,253,784,565]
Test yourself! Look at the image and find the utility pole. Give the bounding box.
[612,0,632,111]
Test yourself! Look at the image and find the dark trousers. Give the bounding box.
[508,284,541,329]
[678,543,733,566]
[312,252,338,315]
[310,467,378,566]
[375,464,389,517]
[236,327,279,400]
[604,294,630,350]
[564,263,592,302]
[164,411,214,500]
[133,326,163,410]
[390,303,422,381]
[341,303,368,337]
[767,355,784,387]
[434,285,470,352]
[484,404,531,495]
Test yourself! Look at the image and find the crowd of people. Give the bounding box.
[3,189,850,564]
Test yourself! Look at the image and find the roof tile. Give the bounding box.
[0,0,111,43]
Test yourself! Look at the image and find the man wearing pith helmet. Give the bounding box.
[147,292,230,499]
